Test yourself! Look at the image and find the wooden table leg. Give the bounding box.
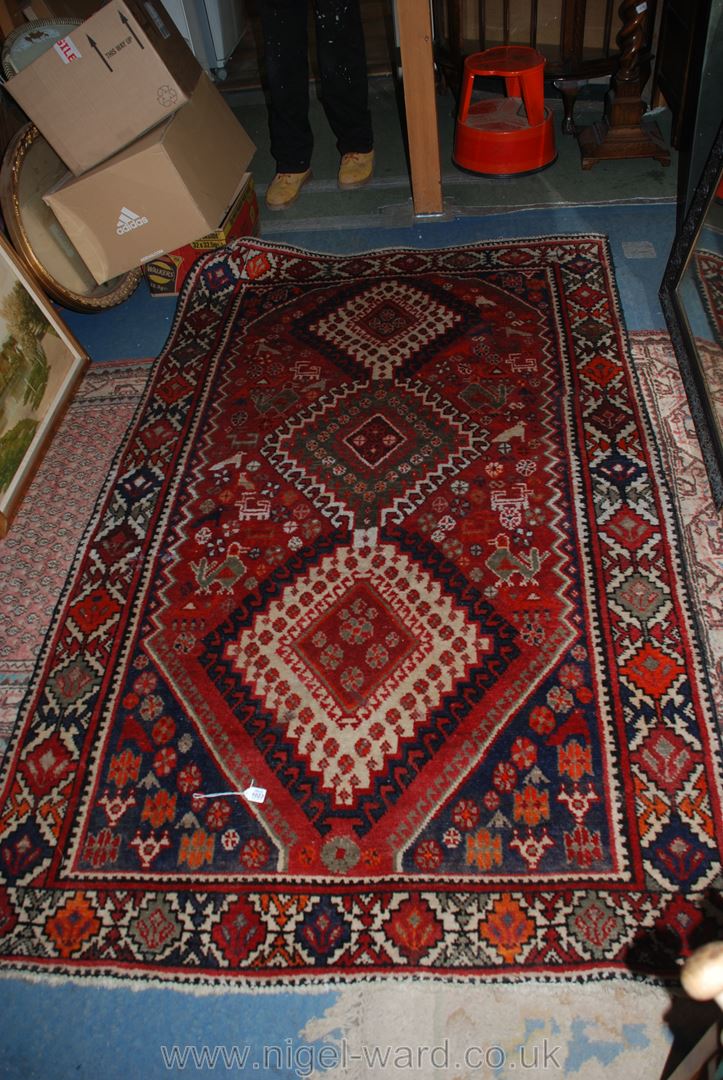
[396,0,444,215]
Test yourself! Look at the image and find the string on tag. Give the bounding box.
[194,782,266,804]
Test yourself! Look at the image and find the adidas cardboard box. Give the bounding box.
[5,0,201,175]
[144,173,259,296]
[43,73,256,285]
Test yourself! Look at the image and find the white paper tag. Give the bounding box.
[54,37,81,64]
[635,2,647,12]
[243,785,267,804]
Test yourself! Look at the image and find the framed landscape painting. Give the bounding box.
[0,233,88,536]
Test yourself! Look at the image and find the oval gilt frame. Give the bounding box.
[0,124,142,313]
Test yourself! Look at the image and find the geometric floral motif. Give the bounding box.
[210,540,509,814]
[635,727,698,794]
[295,278,480,380]
[0,237,721,987]
[263,379,487,528]
[566,895,626,958]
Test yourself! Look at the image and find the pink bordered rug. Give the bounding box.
[0,359,152,755]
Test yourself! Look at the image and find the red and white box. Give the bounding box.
[143,172,259,297]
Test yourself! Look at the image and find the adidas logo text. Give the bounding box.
[117,206,149,235]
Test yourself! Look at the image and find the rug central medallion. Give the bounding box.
[216,541,499,810]
[292,580,418,714]
[343,413,406,468]
[264,381,487,529]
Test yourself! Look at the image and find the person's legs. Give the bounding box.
[312,0,373,157]
[257,0,313,172]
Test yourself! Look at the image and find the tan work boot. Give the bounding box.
[338,151,374,189]
[265,169,312,211]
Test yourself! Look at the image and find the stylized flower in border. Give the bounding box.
[45,892,101,958]
[385,896,443,964]
[479,894,535,963]
[212,896,266,967]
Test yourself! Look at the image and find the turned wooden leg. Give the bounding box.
[575,0,670,167]
[553,78,588,134]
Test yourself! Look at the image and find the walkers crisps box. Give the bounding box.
[144,173,259,296]
[43,74,256,285]
[5,0,201,175]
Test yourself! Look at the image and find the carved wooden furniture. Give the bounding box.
[575,0,670,166]
[431,0,658,134]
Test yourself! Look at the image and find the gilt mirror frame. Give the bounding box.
[660,118,723,511]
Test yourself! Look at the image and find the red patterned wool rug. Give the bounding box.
[1,238,721,986]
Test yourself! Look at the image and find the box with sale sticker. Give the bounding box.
[144,173,259,297]
[4,0,201,175]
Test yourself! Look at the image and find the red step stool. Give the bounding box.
[453,46,556,176]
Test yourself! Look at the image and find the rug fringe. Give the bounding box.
[0,963,682,996]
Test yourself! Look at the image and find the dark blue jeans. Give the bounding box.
[257,0,374,172]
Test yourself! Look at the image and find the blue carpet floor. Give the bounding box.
[1,201,677,1080]
[1,981,339,1079]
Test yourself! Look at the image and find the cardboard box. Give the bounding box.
[43,73,256,285]
[5,0,201,175]
[144,173,259,296]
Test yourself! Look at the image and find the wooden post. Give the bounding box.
[396,0,444,215]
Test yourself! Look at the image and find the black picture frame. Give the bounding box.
[660,118,723,510]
